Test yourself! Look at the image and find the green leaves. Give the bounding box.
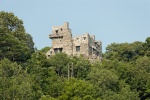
[0,11,34,62]
[59,78,95,100]
[0,58,33,100]
[105,41,145,61]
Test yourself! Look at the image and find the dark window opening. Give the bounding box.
[55,30,58,33]
[97,52,99,56]
[54,48,58,53]
[76,38,79,40]
[83,37,86,40]
[93,48,97,54]
[61,28,63,31]
[54,48,63,53]
[48,55,50,57]
[76,46,80,52]
[59,48,63,52]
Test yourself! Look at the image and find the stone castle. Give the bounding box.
[46,22,102,60]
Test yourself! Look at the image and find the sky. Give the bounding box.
[0,0,150,52]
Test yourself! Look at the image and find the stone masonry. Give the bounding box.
[46,22,102,60]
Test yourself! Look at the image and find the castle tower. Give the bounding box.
[46,22,73,57]
[46,22,102,61]
[73,33,102,60]
[73,33,90,57]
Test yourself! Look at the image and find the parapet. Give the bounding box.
[90,35,95,40]
[52,22,69,30]
[63,22,69,29]
[51,22,70,35]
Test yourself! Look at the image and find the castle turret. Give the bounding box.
[46,22,73,57]
[46,22,102,61]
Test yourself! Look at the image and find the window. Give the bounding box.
[76,46,80,52]
[93,48,96,54]
[55,30,58,33]
[54,48,63,53]
[59,48,63,52]
[61,28,63,31]
[83,37,86,40]
[54,48,58,53]
[97,52,99,56]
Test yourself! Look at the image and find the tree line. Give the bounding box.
[0,11,150,100]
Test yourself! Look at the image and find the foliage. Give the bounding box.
[0,58,34,100]
[105,41,145,61]
[58,78,95,100]
[40,47,51,53]
[0,11,34,62]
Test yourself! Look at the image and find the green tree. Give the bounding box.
[145,37,150,47]
[0,58,33,100]
[48,53,70,77]
[145,37,150,56]
[87,68,118,92]
[128,56,150,100]
[71,56,91,79]
[105,41,144,61]
[105,84,139,100]
[0,11,34,62]
[27,51,49,99]
[40,47,51,53]
[27,51,65,99]
[40,95,58,100]
[59,78,95,100]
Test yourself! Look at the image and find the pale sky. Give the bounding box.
[0,0,150,52]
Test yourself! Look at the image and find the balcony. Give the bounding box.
[49,34,63,39]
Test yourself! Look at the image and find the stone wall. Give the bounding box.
[46,22,102,60]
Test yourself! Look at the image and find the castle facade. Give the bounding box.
[46,22,102,60]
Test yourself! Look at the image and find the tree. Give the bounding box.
[58,78,95,100]
[145,37,150,47]
[0,58,33,100]
[105,84,139,100]
[48,53,70,77]
[128,56,150,100]
[40,47,51,53]
[0,11,34,62]
[27,51,49,99]
[87,68,118,91]
[145,37,150,57]
[105,41,145,62]
[71,56,91,79]
[27,51,66,99]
